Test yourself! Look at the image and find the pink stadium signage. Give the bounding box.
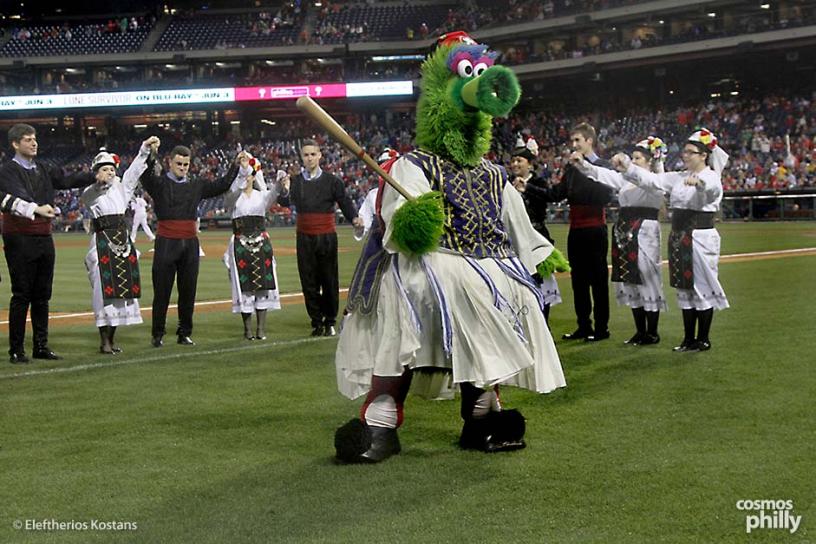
[0,81,414,112]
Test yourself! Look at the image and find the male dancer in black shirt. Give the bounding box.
[0,123,95,363]
[522,123,613,342]
[138,136,240,347]
[278,139,362,336]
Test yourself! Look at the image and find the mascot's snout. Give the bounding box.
[460,65,520,117]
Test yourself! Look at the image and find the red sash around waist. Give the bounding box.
[1,213,51,235]
[157,220,197,239]
[569,205,606,229]
[296,212,335,235]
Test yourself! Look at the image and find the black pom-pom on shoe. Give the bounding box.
[334,419,400,464]
[459,409,526,453]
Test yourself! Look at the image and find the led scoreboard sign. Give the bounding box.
[0,81,414,112]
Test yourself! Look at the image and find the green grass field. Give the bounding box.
[1,221,814,543]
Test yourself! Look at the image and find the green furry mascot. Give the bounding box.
[390,32,568,277]
[334,31,567,464]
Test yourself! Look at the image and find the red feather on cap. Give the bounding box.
[436,30,477,48]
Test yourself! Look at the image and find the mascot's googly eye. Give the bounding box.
[456,59,474,78]
[473,62,488,77]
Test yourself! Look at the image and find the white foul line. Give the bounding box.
[0,336,333,380]
[0,288,350,325]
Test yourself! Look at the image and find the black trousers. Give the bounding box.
[567,225,609,333]
[3,234,55,354]
[296,232,339,328]
[151,236,200,337]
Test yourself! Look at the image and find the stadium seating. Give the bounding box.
[313,3,452,43]
[0,19,153,58]
[153,11,303,51]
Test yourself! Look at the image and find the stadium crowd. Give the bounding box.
[498,6,816,66]
[5,90,811,231]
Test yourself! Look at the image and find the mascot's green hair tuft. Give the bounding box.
[390,191,446,256]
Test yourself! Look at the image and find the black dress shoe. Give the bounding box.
[585,330,610,342]
[151,336,164,348]
[673,340,699,352]
[323,325,337,337]
[311,326,323,337]
[562,328,592,340]
[625,332,645,345]
[638,333,661,345]
[696,340,711,351]
[177,335,195,345]
[9,352,29,364]
[32,348,62,360]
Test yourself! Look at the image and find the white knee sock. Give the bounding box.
[363,394,398,428]
[471,390,500,419]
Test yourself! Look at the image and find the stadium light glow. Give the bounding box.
[371,55,425,62]
[760,3,770,8]
[0,81,414,112]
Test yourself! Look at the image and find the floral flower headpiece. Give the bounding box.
[636,136,667,160]
[689,128,718,150]
[248,156,263,175]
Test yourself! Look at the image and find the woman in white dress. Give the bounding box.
[611,129,729,352]
[572,137,668,345]
[82,146,149,354]
[223,154,285,340]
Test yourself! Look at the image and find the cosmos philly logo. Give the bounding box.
[736,499,802,534]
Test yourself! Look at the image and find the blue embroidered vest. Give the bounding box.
[404,150,513,259]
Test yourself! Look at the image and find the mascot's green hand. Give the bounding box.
[536,248,571,277]
[391,191,445,256]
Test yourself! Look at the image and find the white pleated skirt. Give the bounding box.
[335,250,566,400]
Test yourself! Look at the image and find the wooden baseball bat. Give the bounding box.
[296,96,414,201]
